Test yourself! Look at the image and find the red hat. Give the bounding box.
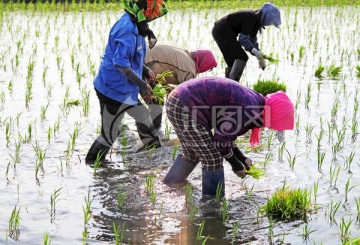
[191,49,217,73]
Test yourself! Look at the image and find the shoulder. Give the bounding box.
[114,13,137,34]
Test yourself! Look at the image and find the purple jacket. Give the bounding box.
[176,77,265,155]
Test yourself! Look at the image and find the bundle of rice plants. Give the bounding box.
[253,80,287,96]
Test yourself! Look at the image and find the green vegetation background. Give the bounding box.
[1,0,359,12]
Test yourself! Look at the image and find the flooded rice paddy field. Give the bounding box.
[1,3,360,244]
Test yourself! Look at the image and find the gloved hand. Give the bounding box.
[232,146,252,170]
[251,48,266,70]
[224,151,246,179]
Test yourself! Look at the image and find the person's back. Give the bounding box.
[145,42,197,85]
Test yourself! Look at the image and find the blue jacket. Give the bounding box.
[94,13,146,105]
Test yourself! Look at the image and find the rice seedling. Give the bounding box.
[351,120,358,141]
[8,80,13,93]
[215,182,224,202]
[302,223,316,241]
[40,103,49,121]
[152,84,170,104]
[331,98,339,120]
[232,220,240,242]
[50,188,62,222]
[252,79,286,96]
[53,116,60,137]
[345,151,355,174]
[344,177,355,203]
[339,218,352,243]
[315,64,325,79]
[145,173,157,206]
[260,183,312,220]
[305,83,312,110]
[196,220,206,241]
[304,122,314,143]
[263,152,272,168]
[164,121,172,140]
[69,122,82,152]
[356,65,360,78]
[171,145,178,161]
[286,150,298,170]
[266,131,274,149]
[9,140,21,168]
[263,52,279,64]
[5,121,11,147]
[117,184,129,208]
[329,165,340,188]
[189,201,199,222]
[349,236,360,244]
[0,90,5,110]
[317,150,326,173]
[328,63,342,79]
[221,198,228,222]
[278,142,286,162]
[184,182,194,204]
[113,222,126,245]
[93,151,105,173]
[33,142,47,180]
[152,71,173,104]
[299,45,305,61]
[327,200,341,223]
[8,205,20,240]
[246,165,265,179]
[82,189,93,242]
[268,216,274,244]
[245,183,255,201]
[81,90,90,117]
[315,131,324,150]
[355,197,360,223]
[42,65,48,85]
[295,115,301,135]
[44,231,51,245]
[313,180,319,204]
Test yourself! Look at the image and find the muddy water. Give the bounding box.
[1,5,360,245]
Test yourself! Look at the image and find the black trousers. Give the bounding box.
[212,21,249,68]
[95,89,157,147]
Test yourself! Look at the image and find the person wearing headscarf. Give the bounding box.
[144,41,217,128]
[163,76,294,196]
[86,0,168,162]
[212,3,281,82]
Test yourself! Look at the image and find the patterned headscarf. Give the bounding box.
[261,3,281,28]
[124,0,168,48]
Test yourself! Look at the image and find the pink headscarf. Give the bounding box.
[249,90,294,149]
[191,49,217,73]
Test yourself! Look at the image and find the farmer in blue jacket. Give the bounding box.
[86,0,168,162]
[212,3,281,82]
[163,77,294,196]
